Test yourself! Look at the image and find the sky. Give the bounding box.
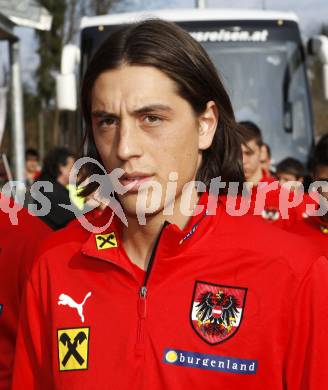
[0,0,327,90]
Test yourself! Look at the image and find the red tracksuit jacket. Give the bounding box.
[248,174,316,228]
[0,197,51,390]
[287,216,328,257]
[12,194,328,389]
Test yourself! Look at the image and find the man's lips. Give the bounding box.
[119,173,154,192]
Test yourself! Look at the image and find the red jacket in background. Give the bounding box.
[248,173,317,228]
[12,193,328,389]
[0,196,51,390]
[287,216,328,257]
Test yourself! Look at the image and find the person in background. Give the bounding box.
[240,121,302,226]
[276,157,305,189]
[25,148,41,185]
[239,121,271,185]
[33,147,79,230]
[24,149,41,207]
[0,195,51,389]
[276,157,318,220]
[287,134,328,255]
[260,143,272,177]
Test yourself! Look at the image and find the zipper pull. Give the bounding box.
[138,286,147,319]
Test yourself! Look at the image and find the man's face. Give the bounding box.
[276,172,303,191]
[242,140,262,182]
[59,156,75,186]
[26,156,39,173]
[91,65,216,217]
[313,164,328,201]
[260,146,271,174]
[277,172,297,184]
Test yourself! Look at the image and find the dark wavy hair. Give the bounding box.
[312,134,328,169]
[40,147,74,180]
[81,19,245,194]
[276,157,305,179]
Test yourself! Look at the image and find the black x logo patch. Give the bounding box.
[95,232,118,250]
[58,327,89,371]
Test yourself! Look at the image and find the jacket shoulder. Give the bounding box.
[215,210,324,279]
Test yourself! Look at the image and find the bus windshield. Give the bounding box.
[202,40,312,164]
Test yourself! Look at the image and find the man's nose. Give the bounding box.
[117,119,143,161]
[242,154,249,165]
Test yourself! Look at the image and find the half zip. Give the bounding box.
[136,221,170,352]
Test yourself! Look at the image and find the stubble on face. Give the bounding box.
[91,65,202,222]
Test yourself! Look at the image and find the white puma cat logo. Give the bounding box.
[58,292,92,323]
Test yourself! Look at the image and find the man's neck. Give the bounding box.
[121,187,200,270]
[248,168,263,186]
[57,175,67,187]
[26,171,35,181]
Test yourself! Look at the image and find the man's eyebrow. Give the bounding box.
[134,104,173,114]
[92,110,118,118]
[91,105,173,119]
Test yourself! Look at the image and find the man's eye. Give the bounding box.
[98,117,118,128]
[144,115,162,125]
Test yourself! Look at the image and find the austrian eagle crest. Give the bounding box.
[190,281,247,345]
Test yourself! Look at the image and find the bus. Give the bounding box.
[57,8,328,165]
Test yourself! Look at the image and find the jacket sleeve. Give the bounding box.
[285,256,328,389]
[12,259,53,390]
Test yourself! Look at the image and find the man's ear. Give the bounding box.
[260,145,267,161]
[198,101,219,151]
[58,164,64,177]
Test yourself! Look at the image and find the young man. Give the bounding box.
[287,135,328,255]
[13,20,328,389]
[25,148,41,184]
[0,196,51,389]
[260,143,272,177]
[240,122,308,225]
[240,121,269,185]
[276,157,305,188]
[25,148,41,206]
[275,157,317,218]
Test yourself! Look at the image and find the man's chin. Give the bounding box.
[118,192,164,222]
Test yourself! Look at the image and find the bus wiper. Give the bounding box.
[282,46,302,133]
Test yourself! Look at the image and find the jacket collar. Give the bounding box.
[259,169,277,185]
[81,191,218,270]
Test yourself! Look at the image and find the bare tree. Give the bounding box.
[63,0,121,45]
[85,0,119,16]
[64,0,79,45]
